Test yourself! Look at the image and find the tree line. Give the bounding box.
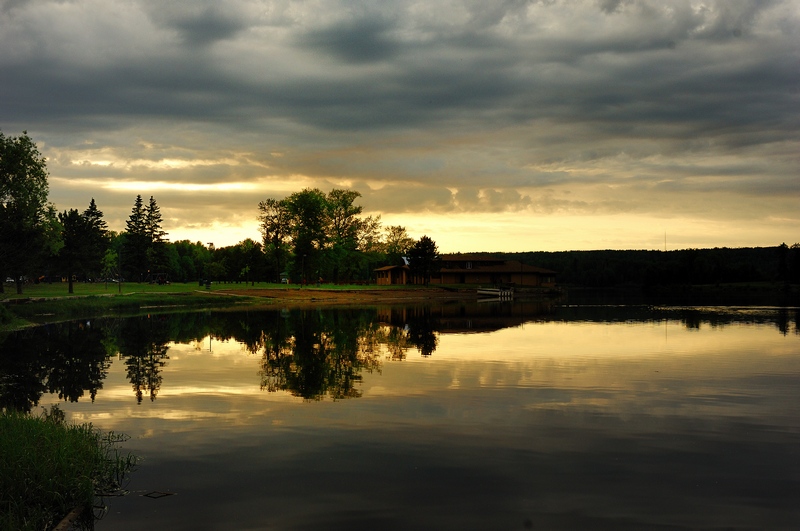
[8,129,793,294]
[1,131,438,294]
[503,245,800,288]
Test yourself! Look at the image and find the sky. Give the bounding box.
[1,0,798,252]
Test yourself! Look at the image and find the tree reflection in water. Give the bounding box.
[256,309,383,400]
[1,302,796,409]
[116,316,172,404]
[0,321,109,412]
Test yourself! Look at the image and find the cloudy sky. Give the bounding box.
[1,0,798,252]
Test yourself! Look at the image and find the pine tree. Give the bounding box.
[82,198,109,280]
[408,235,440,286]
[145,196,167,245]
[124,194,149,281]
[125,194,146,236]
[57,208,91,293]
[145,196,168,280]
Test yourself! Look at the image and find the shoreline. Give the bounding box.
[215,286,483,306]
[3,282,796,332]
[0,286,488,331]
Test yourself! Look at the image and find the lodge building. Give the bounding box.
[375,254,557,287]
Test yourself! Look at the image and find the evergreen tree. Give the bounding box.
[408,235,440,286]
[57,208,91,293]
[82,198,109,280]
[145,196,168,278]
[124,195,149,281]
[145,195,167,244]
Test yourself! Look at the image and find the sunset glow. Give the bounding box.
[2,1,797,251]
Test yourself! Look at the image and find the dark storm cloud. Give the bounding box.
[153,4,248,47]
[298,16,401,63]
[3,1,795,138]
[0,0,797,247]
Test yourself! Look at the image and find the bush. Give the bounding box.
[0,304,12,324]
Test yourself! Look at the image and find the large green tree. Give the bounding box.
[384,225,414,266]
[326,189,363,283]
[258,198,292,282]
[285,188,328,284]
[259,187,385,284]
[0,130,53,294]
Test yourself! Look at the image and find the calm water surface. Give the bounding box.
[3,302,799,530]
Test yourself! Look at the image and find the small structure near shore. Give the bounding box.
[477,286,514,299]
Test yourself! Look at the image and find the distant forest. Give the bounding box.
[503,245,800,288]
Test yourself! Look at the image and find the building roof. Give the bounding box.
[440,253,504,262]
[374,265,409,272]
[376,258,556,275]
[440,260,556,275]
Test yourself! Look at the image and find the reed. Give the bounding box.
[0,406,137,531]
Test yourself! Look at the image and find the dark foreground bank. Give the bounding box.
[0,406,136,531]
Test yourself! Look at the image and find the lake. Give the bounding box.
[2,301,799,530]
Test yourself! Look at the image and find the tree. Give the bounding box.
[384,225,414,266]
[285,188,328,283]
[238,238,264,285]
[326,189,363,282]
[145,196,168,278]
[57,209,91,294]
[356,214,383,282]
[102,247,120,289]
[258,198,291,282]
[123,195,149,281]
[259,188,385,284]
[82,198,109,280]
[777,242,789,282]
[791,243,800,284]
[122,195,168,282]
[0,130,52,294]
[408,235,440,286]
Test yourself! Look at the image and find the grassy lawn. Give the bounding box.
[0,280,264,299]
[0,282,262,332]
[0,280,449,301]
[0,280,430,300]
[0,281,449,331]
[0,407,136,531]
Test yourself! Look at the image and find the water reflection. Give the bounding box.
[0,321,109,412]
[1,302,799,530]
[1,302,798,409]
[116,317,172,403]
[255,309,382,399]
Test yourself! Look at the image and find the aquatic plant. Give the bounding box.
[0,405,137,531]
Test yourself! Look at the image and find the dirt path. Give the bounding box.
[216,287,480,306]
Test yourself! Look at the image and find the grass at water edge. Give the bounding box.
[0,406,137,531]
